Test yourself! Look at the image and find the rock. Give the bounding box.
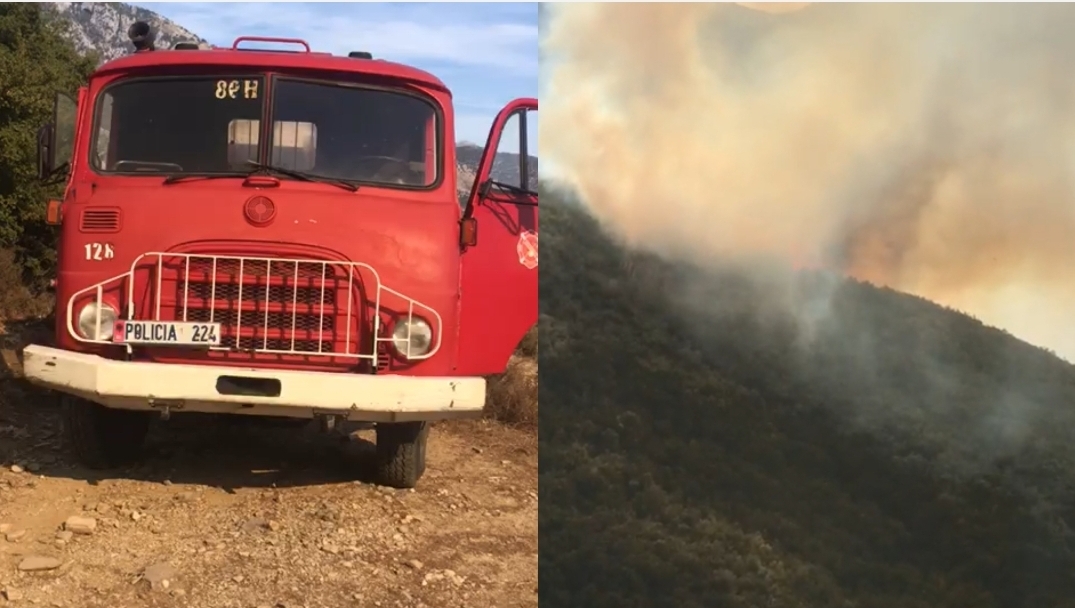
[9,465,23,474]
[2,587,23,601]
[18,556,62,572]
[55,531,73,542]
[0,523,11,534]
[130,511,141,522]
[141,562,177,591]
[405,559,423,570]
[64,516,96,535]
[5,530,26,542]
[241,518,270,533]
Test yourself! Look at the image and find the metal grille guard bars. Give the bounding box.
[64,252,443,361]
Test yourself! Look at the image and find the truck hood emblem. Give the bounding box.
[244,196,276,227]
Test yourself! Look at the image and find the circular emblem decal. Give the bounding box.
[244,196,276,227]
[517,230,538,270]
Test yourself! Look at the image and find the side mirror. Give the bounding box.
[37,123,55,180]
[460,217,478,247]
[45,200,63,226]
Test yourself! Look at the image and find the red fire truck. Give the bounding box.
[23,23,538,488]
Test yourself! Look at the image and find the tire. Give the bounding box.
[374,421,429,489]
[62,396,151,469]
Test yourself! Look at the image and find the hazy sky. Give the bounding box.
[541,3,1075,361]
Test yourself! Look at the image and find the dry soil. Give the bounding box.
[0,321,538,608]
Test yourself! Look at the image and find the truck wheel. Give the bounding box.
[374,422,429,489]
[62,396,151,469]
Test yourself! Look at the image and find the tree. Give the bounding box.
[0,3,95,288]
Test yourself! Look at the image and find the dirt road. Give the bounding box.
[0,323,537,608]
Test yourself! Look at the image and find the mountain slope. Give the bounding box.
[48,2,205,62]
[539,188,1075,608]
[457,143,540,195]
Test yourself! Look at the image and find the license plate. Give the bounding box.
[113,321,222,346]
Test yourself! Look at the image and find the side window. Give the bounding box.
[54,93,78,169]
[227,119,317,171]
[95,92,113,168]
[489,107,538,193]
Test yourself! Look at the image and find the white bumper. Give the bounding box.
[21,345,485,422]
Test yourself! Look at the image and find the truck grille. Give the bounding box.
[175,258,346,354]
[64,252,444,369]
[174,259,339,354]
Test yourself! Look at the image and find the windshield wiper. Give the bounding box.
[161,163,359,192]
[243,161,359,192]
[161,172,247,185]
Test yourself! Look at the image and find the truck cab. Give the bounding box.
[24,25,538,489]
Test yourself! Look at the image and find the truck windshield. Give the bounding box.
[91,75,440,189]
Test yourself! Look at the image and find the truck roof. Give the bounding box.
[92,45,451,95]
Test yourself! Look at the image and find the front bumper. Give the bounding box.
[21,345,485,422]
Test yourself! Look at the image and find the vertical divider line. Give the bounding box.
[95,285,103,341]
[290,261,299,352]
[407,301,415,359]
[345,264,354,356]
[182,256,190,322]
[236,258,245,350]
[209,257,218,325]
[317,262,327,353]
[155,255,163,321]
[263,259,272,350]
[372,285,382,363]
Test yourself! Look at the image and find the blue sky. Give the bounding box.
[135,2,538,153]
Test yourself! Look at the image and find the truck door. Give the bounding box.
[456,98,538,375]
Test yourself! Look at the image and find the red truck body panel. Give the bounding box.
[50,39,537,379]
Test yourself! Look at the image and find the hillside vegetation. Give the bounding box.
[0,4,94,295]
[538,187,1075,608]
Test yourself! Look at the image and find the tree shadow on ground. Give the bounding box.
[0,318,395,492]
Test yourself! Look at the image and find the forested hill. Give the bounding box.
[538,185,1075,608]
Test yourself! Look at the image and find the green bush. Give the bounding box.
[0,4,95,294]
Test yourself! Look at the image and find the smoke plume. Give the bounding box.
[542,3,1075,361]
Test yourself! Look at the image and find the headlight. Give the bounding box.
[391,318,433,358]
[77,302,117,341]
